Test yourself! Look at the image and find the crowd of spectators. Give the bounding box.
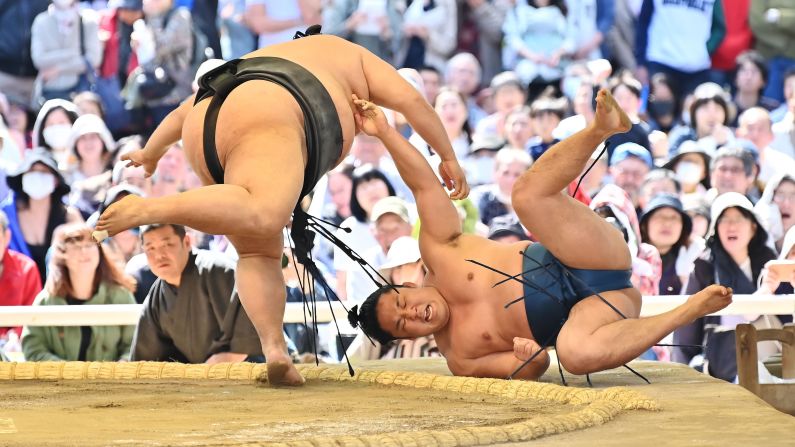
[1,0,795,383]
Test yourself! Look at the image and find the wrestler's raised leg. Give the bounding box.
[511,89,632,271]
[556,284,732,375]
[228,233,305,386]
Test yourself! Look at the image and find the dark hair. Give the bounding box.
[348,284,402,344]
[349,166,396,223]
[649,72,681,116]
[417,65,441,77]
[642,168,682,194]
[689,85,732,132]
[140,223,187,241]
[609,71,643,99]
[735,50,768,85]
[36,106,79,151]
[711,147,755,177]
[527,0,567,15]
[529,96,567,120]
[710,207,770,259]
[640,205,691,252]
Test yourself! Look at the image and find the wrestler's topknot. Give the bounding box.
[349,284,401,345]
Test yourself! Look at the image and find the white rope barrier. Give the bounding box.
[0,295,793,327]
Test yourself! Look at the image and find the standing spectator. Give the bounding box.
[736,107,795,189]
[635,0,725,97]
[501,0,567,94]
[130,223,277,363]
[771,69,795,158]
[218,0,257,59]
[603,0,638,73]
[322,0,404,64]
[732,51,780,122]
[608,142,653,212]
[0,210,42,343]
[189,0,221,60]
[21,222,136,362]
[748,0,795,104]
[244,0,308,50]
[708,0,752,88]
[397,0,457,72]
[97,0,143,133]
[444,52,487,128]
[755,172,795,254]
[673,192,777,382]
[561,0,614,63]
[458,0,509,83]
[0,0,51,104]
[1,150,82,282]
[31,0,102,105]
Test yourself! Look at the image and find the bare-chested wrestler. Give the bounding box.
[348,90,733,380]
[94,28,470,386]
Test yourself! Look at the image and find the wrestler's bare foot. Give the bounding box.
[257,351,305,387]
[685,284,733,321]
[95,195,147,238]
[592,89,632,138]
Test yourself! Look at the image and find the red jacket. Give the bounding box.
[711,0,753,71]
[98,9,139,79]
[0,248,42,337]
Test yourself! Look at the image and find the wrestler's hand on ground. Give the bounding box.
[121,148,159,178]
[438,159,470,200]
[352,94,391,138]
[513,337,543,362]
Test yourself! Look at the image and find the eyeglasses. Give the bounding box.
[714,165,746,175]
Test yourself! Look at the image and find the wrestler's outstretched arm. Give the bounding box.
[122,94,195,177]
[447,340,550,381]
[357,48,470,200]
[352,96,461,244]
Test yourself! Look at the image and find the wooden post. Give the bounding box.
[783,324,795,380]
[736,324,760,396]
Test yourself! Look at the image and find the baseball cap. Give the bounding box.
[610,142,653,168]
[380,236,421,270]
[371,196,410,224]
[487,214,528,241]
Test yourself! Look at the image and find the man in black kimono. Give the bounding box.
[131,223,295,363]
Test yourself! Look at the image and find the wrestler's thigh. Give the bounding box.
[227,232,284,260]
[514,193,631,271]
[555,289,641,358]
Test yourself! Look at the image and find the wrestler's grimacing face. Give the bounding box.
[376,286,450,339]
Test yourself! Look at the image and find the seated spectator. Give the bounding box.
[591,184,662,296]
[732,50,780,123]
[662,140,712,197]
[771,69,795,158]
[683,195,711,240]
[418,65,442,104]
[21,223,136,361]
[487,213,529,244]
[474,71,527,140]
[30,0,101,106]
[668,82,736,155]
[526,95,565,161]
[65,114,117,216]
[640,194,704,295]
[577,145,608,198]
[0,210,42,344]
[31,99,79,169]
[335,166,396,302]
[605,73,652,155]
[736,107,795,190]
[708,146,757,202]
[500,106,532,152]
[1,150,83,283]
[755,172,795,254]
[131,223,285,363]
[472,148,532,225]
[444,53,487,129]
[608,142,653,213]
[432,87,472,161]
[462,133,505,187]
[645,72,680,134]
[367,196,414,271]
[553,70,596,140]
[757,226,795,296]
[71,91,105,120]
[89,184,145,271]
[674,192,777,382]
[638,168,680,212]
[149,142,188,198]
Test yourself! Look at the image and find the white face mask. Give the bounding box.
[22,171,56,200]
[42,124,72,149]
[675,161,702,185]
[52,0,74,9]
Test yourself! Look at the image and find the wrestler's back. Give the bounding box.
[423,235,537,361]
[181,35,366,185]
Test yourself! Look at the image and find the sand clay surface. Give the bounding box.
[1,379,570,446]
